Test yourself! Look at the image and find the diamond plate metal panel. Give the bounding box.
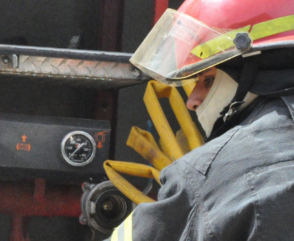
[0,45,151,88]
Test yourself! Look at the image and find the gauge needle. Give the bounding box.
[69,142,86,158]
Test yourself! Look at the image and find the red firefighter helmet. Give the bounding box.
[130,0,294,85]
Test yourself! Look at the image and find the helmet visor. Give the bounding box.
[130,9,251,86]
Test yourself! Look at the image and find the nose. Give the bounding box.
[186,84,202,111]
[186,81,208,111]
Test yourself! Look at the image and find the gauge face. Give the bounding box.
[61,131,96,166]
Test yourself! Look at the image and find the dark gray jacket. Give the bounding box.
[107,96,294,241]
[129,96,294,241]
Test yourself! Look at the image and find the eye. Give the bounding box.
[204,76,215,89]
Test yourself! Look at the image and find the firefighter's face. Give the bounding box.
[186,67,217,111]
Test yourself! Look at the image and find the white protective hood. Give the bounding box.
[196,69,258,137]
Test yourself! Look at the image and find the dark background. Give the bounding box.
[0,0,185,240]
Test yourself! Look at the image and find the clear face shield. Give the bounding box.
[130,9,251,86]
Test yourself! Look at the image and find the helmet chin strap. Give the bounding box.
[222,60,259,121]
[207,59,259,141]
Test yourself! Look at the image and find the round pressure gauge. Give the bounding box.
[61,131,96,167]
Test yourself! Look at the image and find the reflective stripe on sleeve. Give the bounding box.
[111,212,133,241]
[124,212,133,240]
[110,227,118,241]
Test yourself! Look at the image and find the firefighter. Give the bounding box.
[106,0,294,240]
